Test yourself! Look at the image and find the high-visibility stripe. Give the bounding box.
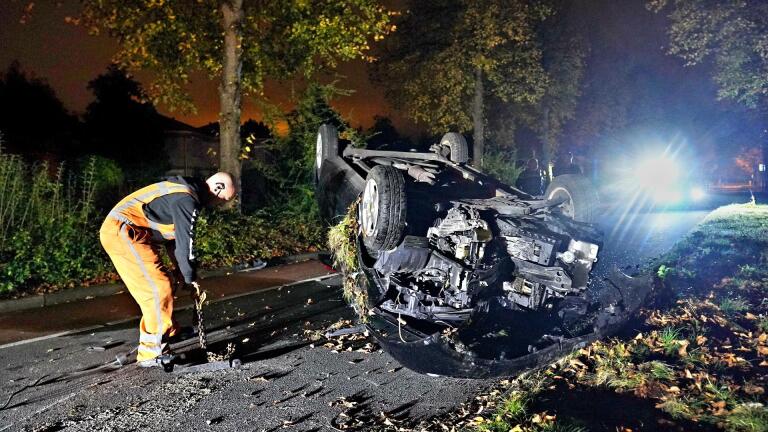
[111,184,192,215]
[108,181,194,240]
[139,332,163,345]
[188,208,198,260]
[108,211,133,225]
[120,224,164,346]
[138,345,163,356]
[146,219,176,239]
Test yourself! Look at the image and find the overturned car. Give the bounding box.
[316,125,651,378]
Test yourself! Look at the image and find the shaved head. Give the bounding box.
[205,172,236,202]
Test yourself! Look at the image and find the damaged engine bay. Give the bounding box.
[375,202,600,321]
[365,196,611,366]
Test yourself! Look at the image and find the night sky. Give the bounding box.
[0,0,414,132]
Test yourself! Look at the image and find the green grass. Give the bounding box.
[719,297,750,315]
[477,392,529,432]
[682,347,707,368]
[643,361,675,381]
[737,264,760,278]
[657,264,672,279]
[539,422,589,432]
[588,342,648,391]
[704,378,735,405]
[658,397,695,420]
[726,404,768,432]
[658,327,683,356]
[656,205,768,293]
[327,198,368,319]
[497,392,528,421]
[758,316,768,333]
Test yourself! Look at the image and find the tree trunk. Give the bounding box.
[472,66,485,168]
[219,0,244,205]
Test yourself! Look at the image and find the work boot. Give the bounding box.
[137,353,176,370]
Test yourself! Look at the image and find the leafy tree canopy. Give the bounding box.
[648,0,768,110]
[84,65,168,179]
[76,0,394,113]
[503,2,586,161]
[0,62,78,156]
[372,0,551,134]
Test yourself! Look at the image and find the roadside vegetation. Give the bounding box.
[434,203,768,432]
[0,150,324,296]
[327,198,369,319]
[0,152,324,296]
[0,149,110,294]
[193,209,323,269]
[0,116,329,297]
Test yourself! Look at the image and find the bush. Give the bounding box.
[481,149,523,185]
[75,155,123,209]
[0,149,112,294]
[247,83,366,221]
[194,209,324,268]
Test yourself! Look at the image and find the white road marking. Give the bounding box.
[0,273,340,351]
[0,325,104,350]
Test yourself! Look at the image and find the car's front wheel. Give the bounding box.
[545,174,599,223]
[360,165,407,252]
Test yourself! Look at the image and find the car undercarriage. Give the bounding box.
[316,125,652,378]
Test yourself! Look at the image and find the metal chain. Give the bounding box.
[192,282,208,350]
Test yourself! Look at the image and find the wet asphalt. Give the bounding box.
[0,195,748,431]
[1,276,489,431]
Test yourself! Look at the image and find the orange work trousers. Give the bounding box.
[100,218,177,361]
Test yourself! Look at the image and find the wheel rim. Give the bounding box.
[361,179,379,237]
[549,187,574,218]
[439,144,451,158]
[315,132,323,172]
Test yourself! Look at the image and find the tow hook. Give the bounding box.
[160,354,177,373]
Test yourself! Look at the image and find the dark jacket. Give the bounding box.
[144,176,207,283]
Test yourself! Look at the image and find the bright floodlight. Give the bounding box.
[633,154,680,190]
[690,186,706,201]
[630,153,683,203]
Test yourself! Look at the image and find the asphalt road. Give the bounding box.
[0,198,741,431]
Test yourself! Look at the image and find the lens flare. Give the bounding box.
[633,155,680,190]
[690,186,706,201]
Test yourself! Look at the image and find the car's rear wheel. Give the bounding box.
[360,165,407,252]
[315,124,339,183]
[545,174,599,223]
[440,132,469,164]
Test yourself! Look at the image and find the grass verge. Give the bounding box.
[460,204,768,431]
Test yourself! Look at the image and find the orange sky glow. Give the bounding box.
[0,1,418,134]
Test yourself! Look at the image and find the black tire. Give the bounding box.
[360,165,407,252]
[315,124,339,183]
[440,132,469,164]
[545,174,599,223]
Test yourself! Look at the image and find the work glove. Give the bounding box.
[189,281,206,304]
